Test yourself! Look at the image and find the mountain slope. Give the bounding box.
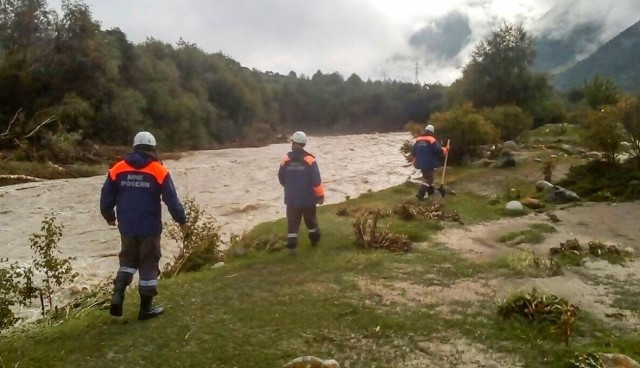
[553,19,640,91]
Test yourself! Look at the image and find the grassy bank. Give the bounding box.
[0,183,638,367]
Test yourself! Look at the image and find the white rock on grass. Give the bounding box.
[505,201,524,212]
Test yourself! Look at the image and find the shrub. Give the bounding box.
[532,99,567,127]
[353,210,411,252]
[579,107,624,163]
[617,96,640,160]
[28,213,78,311]
[163,197,223,278]
[497,289,578,345]
[430,103,499,164]
[402,120,423,138]
[558,160,640,201]
[482,104,533,141]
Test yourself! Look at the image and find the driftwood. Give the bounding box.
[0,174,45,182]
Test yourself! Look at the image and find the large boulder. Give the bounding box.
[536,180,555,193]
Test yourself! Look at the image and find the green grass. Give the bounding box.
[498,223,557,245]
[0,184,638,367]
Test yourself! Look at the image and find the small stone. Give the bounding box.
[211,262,225,269]
[521,198,544,209]
[505,201,524,212]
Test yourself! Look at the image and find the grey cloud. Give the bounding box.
[46,0,640,85]
[408,11,472,61]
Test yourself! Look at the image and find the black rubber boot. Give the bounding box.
[138,295,164,321]
[426,184,435,196]
[416,185,428,201]
[309,231,321,247]
[109,284,126,317]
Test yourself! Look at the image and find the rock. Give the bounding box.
[491,150,517,168]
[211,262,225,269]
[557,143,586,156]
[534,158,543,162]
[503,140,519,151]
[283,356,340,368]
[599,353,640,368]
[505,201,524,212]
[535,180,555,193]
[469,158,496,168]
[624,247,635,256]
[547,186,580,203]
[521,198,544,209]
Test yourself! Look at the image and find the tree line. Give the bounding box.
[0,0,446,163]
[1,1,635,167]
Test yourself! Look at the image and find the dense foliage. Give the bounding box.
[0,0,446,159]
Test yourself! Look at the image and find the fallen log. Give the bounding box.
[0,174,46,182]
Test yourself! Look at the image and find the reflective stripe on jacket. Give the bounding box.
[278,149,324,207]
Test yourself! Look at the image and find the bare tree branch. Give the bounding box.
[24,115,56,138]
[1,108,22,137]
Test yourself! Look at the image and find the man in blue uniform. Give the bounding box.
[411,124,449,201]
[278,131,325,256]
[100,131,187,320]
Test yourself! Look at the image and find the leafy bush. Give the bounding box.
[163,197,223,278]
[558,160,640,201]
[402,120,423,138]
[482,104,533,141]
[579,107,624,163]
[0,214,78,330]
[28,213,78,311]
[617,96,640,160]
[532,99,567,127]
[430,103,499,164]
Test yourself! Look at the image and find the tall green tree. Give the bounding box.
[458,23,550,113]
[582,75,620,110]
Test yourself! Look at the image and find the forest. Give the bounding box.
[0,0,636,168]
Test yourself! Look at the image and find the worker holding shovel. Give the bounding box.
[410,124,449,201]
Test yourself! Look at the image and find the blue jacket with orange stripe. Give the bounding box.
[411,133,447,170]
[100,151,187,237]
[278,149,324,208]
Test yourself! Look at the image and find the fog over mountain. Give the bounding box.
[48,0,640,84]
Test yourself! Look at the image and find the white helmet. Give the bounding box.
[133,131,156,147]
[424,124,435,133]
[291,131,307,144]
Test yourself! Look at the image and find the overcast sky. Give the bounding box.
[48,0,640,84]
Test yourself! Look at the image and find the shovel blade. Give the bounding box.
[437,185,447,197]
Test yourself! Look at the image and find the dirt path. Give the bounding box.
[434,201,640,329]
